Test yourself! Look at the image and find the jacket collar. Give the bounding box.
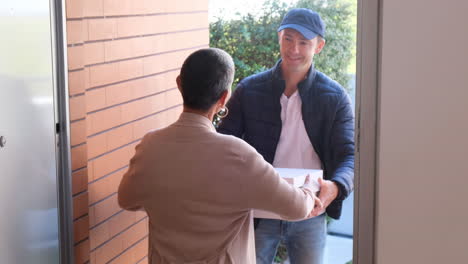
[176,112,216,132]
[272,59,317,96]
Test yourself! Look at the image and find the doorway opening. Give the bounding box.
[209,0,357,263]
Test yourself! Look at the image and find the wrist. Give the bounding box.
[330,180,345,201]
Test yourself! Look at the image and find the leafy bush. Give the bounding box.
[210,0,356,91]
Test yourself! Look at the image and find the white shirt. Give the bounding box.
[272,90,322,169]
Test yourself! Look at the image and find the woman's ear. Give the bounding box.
[176,75,182,92]
[219,90,229,106]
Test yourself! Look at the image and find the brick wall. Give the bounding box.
[65,1,209,263]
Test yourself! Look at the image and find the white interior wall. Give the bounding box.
[376,0,468,263]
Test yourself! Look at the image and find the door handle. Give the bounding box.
[0,136,6,148]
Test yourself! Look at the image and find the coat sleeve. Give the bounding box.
[217,82,245,137]
[117,137,149,211]
[235,143,316,221]
[328,92,355,201]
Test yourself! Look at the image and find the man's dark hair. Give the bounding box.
[179,48,234,111]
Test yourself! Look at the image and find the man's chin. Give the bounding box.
[284,63,306,72]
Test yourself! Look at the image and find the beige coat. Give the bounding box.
[118,112,315,264]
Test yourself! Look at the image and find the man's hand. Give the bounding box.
[310,177,339,217]
[302,175,323,218]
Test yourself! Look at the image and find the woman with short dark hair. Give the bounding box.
[118,48,319,264]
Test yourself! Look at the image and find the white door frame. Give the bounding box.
[353,0,381,263]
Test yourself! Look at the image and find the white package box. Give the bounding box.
[253,168,322,220]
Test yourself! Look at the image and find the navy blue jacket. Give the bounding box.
[218,61,354,219]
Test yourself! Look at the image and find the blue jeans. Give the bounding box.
[255,214,326,264]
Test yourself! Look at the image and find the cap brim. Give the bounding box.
[277,24,318,40]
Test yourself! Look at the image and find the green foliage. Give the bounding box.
[210,0,287,87]
[273,241,288,263]
[210,0,356,91]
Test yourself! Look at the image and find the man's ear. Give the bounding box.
[315,38,326,54]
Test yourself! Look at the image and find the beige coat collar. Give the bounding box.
[176,112,216,132]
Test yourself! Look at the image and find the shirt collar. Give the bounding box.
[272,59,317,94]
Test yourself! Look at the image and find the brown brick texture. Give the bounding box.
[66,0,209,263]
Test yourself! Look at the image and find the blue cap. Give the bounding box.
[277,8,325,39]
